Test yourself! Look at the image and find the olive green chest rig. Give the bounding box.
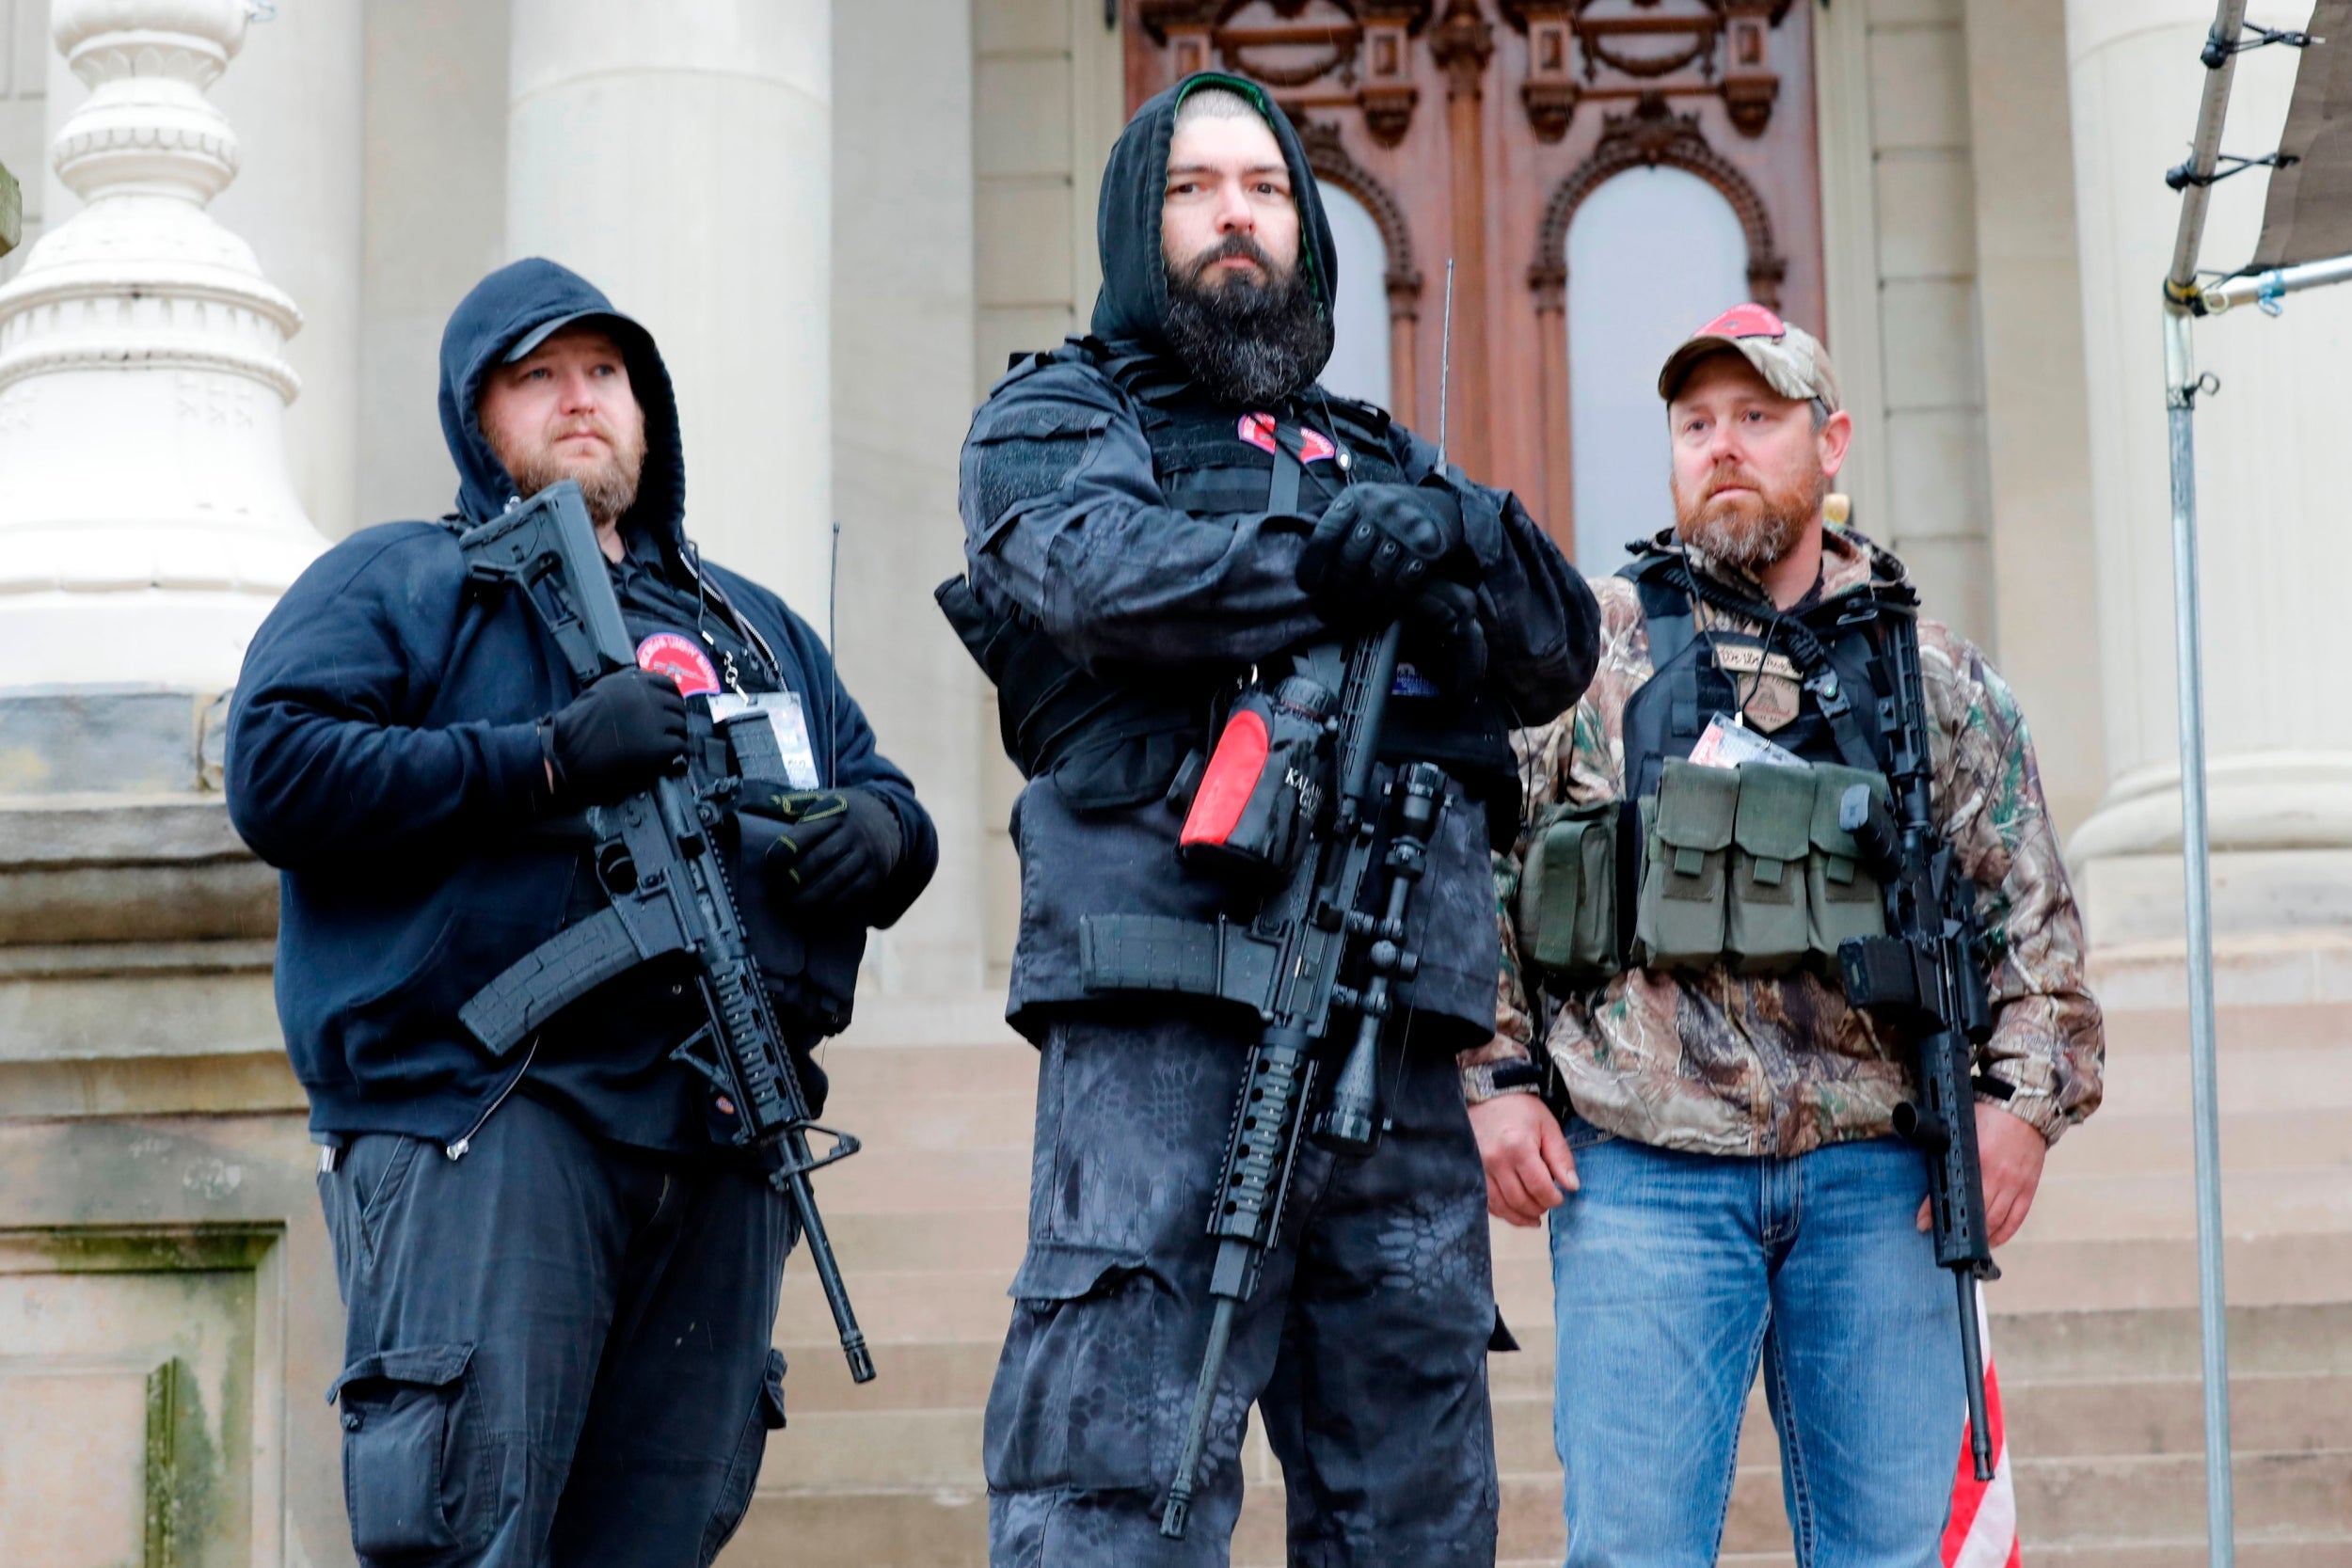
[1516,548,1918,993]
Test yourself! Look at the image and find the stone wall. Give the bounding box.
[970,0,1123,987]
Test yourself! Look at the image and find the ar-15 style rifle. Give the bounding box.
[453,480,876,1386]
[1836,606,2001,1481]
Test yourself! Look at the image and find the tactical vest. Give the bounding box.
[1513,547,1905,991]
[941,340,1520,834]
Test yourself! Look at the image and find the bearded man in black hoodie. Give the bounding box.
[945,77,1598,1564]
[229,259,936,1565]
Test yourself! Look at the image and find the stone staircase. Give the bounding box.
[722,996,2352,1566]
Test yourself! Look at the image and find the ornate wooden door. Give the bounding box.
[1125,1,1824,563]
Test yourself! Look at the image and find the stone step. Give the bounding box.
[2099,1004,2352,1055]
[815,1041,1037,1101]
[2007,1372,2352,1458]
[1989,1544,2352,1568]
[2016,1449,2352,1544]
[2052,1108,2352,1177]
[2021,1167,2352,1242]
[820,1148,1031,1212]
[2074,1043,2352,1117]
[728,1449,2352,1568]
[778,1267,1015,1346]
[815,1087,1038,1153]
[1992,1303,2352,1382]
[820,1208,1026,1272]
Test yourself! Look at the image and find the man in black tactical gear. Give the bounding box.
[227,258,936,1567]
[944,76,1599,1565]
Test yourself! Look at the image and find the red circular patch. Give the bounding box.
[636,631,721,696]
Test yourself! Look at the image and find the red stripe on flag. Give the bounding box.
[1943,1303,2020,1568]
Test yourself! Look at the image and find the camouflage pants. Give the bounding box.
[984,1010,1502,1567]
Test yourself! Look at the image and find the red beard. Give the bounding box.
[1672,461,1826,570]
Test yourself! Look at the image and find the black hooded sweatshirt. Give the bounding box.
[951,74,1598,1049]
[229,258,935,1150]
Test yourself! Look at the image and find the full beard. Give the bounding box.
[1672,462,1826,572]
[1161,235,1333,406]
[501,419,648,529]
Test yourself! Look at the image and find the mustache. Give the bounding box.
[1699,463,1768,502]
[551,418,618,444]
[1180,231,1280,285]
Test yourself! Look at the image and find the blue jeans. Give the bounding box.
[1547,1125,1961,1568]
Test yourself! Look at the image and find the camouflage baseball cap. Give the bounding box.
[1658,303,1841,414]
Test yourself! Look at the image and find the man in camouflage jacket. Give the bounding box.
[1464,306,2103,1562]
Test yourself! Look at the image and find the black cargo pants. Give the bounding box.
[984,1011,1502,1567]
[318,1093,798,1568]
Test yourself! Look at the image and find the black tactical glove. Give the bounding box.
[1296,483,1467,627]
[543,667,691,806]
[740,787,904,926]
[1400,577,1490,696]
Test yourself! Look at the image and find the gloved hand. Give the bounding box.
[739,787,904,926]
[1296,483,1467,627]
[544,668,690,806]
[1400,577,1490,696]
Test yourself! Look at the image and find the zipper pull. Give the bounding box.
[444,1138,469,1161]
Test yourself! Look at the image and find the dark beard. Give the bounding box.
[1161,236,1332,406]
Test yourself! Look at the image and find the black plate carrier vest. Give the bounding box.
[941,340,1521,836]
[1618,546,1908,797]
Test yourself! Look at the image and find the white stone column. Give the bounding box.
[505,0,833,623]
[38,1,366,543]
[0,0,322,723]
[2062,0,2352,942]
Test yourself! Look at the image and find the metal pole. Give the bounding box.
[2168,0,2253,297]
[2163,306,2236,1568]
[2160,7,2254,1559]
[2199,250,2352,313]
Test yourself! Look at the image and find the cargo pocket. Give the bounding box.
[330,1342,480,1557]
[983,1247,1169,1495]
[1726,764,1814,974]
[1516,799,1621,990]
[699,1347,787,1566]
[1634,760,1737,970]
[1807,765,1889,971]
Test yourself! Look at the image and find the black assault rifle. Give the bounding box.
[1128,628,1441,1541]
[1835,607,2000,1481]
[453,481,876,1385]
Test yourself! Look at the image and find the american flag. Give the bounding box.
[1942,1293,2021,1568]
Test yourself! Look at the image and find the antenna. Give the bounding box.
[1435,259,1454,472]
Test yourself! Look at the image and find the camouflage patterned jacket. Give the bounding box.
[1459,528,2105,1155]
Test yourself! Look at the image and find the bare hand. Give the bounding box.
[1916,1102,2047,1249]
[1470,1092,1578,1227]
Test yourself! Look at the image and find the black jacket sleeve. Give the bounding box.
[226,528,548,876]
[961,361,1328,670]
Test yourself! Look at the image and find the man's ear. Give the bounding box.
[1816,407,1854,482]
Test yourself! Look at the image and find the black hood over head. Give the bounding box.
[437,257,687,550]
[1089,71,1340,386]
